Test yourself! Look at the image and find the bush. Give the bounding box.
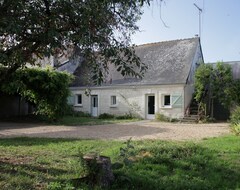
[64,106,91,117]
[0,67,73,120]
[155,113,170,122]
[115,113,134,120]
[199,115,215,123]
[230,106,240,125]
[230,106,240,135]
[98,113,115,119]
[232,124,240,136]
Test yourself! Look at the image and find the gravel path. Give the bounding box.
[0,121,230,141]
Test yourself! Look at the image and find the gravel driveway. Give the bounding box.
[0,121,230,141]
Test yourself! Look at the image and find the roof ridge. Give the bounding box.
[135,37,199,48]
[208,61,240,64]
[222,61,240,63]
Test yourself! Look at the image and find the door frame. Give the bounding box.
[91,95,98,117]
[146,94,155,119]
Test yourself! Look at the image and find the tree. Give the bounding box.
[228,79,240,107]
[194,62,233,117]
[0,67,73,120]
[0,0,153,84]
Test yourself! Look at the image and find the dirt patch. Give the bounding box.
[0,156,34,165]
[0,121,230,141]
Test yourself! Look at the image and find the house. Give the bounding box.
[67,37,204,119]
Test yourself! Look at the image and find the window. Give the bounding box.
[110,95,117,107]
[75,94,82,105]
[163,95,171,107]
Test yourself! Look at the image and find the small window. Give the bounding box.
[110,96,117,106]
[164,95,171,106]
[75,94,82,105]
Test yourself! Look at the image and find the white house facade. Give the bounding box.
[67,37,203,119]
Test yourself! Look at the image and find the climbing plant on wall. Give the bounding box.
[0,67,73,120]
[194,62,233,117]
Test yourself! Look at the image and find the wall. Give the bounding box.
[70,84,186,119]
[184,84,194,111]
[0,94,31,118]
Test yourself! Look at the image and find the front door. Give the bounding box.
[146,95,155,119]
[91,95,98,117]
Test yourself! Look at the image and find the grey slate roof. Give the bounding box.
[223,61,240,79]
[57,59,82,74]
[71,37,200,87]
[209,61,240,79]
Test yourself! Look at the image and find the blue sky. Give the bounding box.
[131,0,240,63]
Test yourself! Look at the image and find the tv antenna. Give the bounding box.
[193,3,202,39]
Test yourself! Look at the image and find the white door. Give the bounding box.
[146,95,155,119]
[91,95,98,117]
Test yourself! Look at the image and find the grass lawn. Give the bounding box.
[53,116,140,126]
[1,115,141,126]
[0,135,239,190]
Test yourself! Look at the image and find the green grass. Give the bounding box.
[0,135,239,190]
[53,116,140,126]
[1,115,140,126]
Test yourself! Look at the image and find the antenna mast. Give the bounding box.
[193,3,202,39]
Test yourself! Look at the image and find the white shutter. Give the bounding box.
[171,94,182,108]
[67,95,75,105]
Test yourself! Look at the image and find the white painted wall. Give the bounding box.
[184,84,194,111]
[70,84,186,119]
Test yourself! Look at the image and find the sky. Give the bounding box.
[131,0,240,63]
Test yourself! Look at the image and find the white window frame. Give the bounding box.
[75,94,83,106]
[110,95,117,107]
[162,94,172,108]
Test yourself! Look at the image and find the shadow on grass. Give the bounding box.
[111,143,240,190]
[0,137,82,146]
[0,160,71,190]
[0,138,239,190]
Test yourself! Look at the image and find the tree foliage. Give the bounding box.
[194,62,233,112]
[0,67,73,120]
[194,63,213,103]
[0,0,154,84]
[228,79,240,106]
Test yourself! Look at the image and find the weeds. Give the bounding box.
[0,136,239,190]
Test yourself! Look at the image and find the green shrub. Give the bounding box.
[47,182,62,190]
[115,113,134,120]
[73,111,91,117]
[60,105,91,118]
[232,124,240,136]
[155,113,170,122]
[63,104,75,116]
[0,67,73,120]
[199,115,215,123]
[98,113,115,119]
[230,106,240,125]
[230,106,240,135]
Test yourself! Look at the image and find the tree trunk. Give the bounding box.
[83,154,114,187]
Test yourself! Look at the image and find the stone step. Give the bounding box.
[185,114,198,118]
[180,115,198,123]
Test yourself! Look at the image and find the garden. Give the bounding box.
[0,135,239,190]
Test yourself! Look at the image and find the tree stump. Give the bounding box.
[83,153,114,187]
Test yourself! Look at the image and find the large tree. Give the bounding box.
[194,62,233,117]
[0,0,154,84]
